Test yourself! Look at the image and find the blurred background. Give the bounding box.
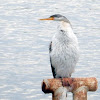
[0,0,99,100]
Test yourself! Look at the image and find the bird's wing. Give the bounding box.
[49,42,56,78]
[49,41,52,53]
[50,57,56,78]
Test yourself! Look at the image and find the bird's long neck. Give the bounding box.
[55,21,77,44]
[59,21,73,36]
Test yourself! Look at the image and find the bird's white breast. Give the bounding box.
[50,21,79,78]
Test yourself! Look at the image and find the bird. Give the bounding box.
[40,14,79,78]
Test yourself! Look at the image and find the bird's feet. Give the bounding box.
[61,78,73,87]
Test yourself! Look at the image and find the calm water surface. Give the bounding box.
[0,0,100,100]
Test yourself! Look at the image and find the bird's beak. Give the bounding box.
[39,17,54,20]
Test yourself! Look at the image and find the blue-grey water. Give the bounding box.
[0,0,99,100]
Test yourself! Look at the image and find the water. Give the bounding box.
[0,0,99,100]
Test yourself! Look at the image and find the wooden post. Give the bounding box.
[42,77,98,100]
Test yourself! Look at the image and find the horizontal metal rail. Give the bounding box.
[42,77,98,100]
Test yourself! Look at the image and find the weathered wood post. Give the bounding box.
[42,77,98,100]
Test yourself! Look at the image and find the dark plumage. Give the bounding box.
[49,42,56,78]
[50,14,64,18]
[49,42,52,53]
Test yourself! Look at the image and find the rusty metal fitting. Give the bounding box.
[42,77,98,100]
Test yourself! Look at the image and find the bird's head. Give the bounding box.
[40,14,70,23]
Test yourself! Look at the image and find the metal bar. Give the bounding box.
[42,77,98,100]
[53,87,67,100]
[73,86,88,100]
